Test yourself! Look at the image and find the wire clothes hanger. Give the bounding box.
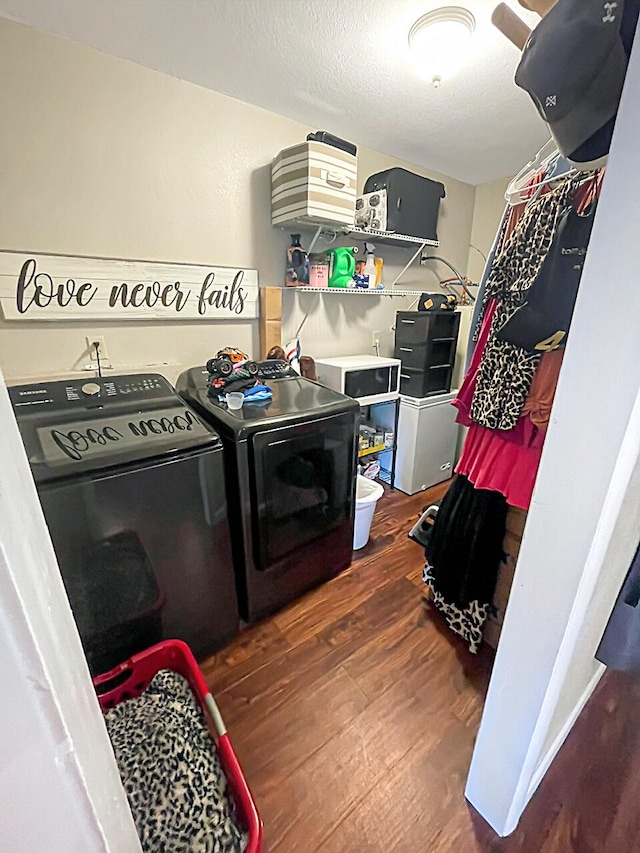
[505,139,569,205]
[504,138,605,207]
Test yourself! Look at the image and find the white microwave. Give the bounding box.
[315,355,401,405]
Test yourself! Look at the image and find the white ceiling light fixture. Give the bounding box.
[408,6,476,88]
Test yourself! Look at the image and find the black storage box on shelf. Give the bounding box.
[306,130,357,157]
[398,366,453,398]
[394,310,460,398]
[362,168,445,241]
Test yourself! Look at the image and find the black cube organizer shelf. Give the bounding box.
[394,311,461,398]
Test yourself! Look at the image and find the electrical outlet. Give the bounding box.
[86,335,109,360]
[371,329,394,358]
[84,335,111,371]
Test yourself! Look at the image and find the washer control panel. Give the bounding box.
[81,382,102,397]
[112,376,166,397]
[9,374,173,412]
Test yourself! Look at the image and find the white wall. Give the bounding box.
[466,175,510,284]
[0,365,140,852]
[0,17,477,386]
[451,176,510,389]
[467,32,640,835]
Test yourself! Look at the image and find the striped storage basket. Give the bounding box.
[271,141,357,227]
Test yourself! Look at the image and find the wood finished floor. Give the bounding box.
[202,485,640,852]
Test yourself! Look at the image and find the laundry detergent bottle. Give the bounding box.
[327,246,357,288]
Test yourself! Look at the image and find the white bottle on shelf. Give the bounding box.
[363,243,376,288]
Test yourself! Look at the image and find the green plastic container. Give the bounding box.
[327,247,356,288]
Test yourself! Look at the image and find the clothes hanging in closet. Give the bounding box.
[456,424,543,511]
[454,298,564,510]
[456,302,563,449]
[467,169,544,354]
[422,475,507,654]
[465,206,510,371]
[470,179,573,431]
[460,174,600,496]
[521,348,564,436]
[420,174,601,652]
[496,203,596,353]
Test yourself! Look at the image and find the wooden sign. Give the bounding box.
[0,251,259,321]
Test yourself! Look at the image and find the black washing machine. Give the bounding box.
[10,373,239,674]
[176,365,359,622]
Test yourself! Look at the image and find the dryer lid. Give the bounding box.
[176,368,359,438]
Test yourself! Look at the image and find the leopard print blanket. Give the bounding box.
[470,179,574,432]
[105,670,248,853]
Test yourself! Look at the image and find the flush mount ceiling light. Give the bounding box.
[408,6,476,87]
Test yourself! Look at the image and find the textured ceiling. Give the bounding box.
[0,0,550,184]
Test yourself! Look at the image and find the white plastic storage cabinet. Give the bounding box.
[395,391,459,495]
[271,141,357,226]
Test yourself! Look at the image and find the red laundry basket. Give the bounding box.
[94,639,263,853]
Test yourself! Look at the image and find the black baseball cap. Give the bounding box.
[515,0,629,161]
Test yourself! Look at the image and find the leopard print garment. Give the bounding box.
[105,670,248,853]
[423,564,489,654]
[470,179,574,432]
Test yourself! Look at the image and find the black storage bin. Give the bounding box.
[399,365,454,398]
[396,338,457,370]
[395,311,459,344]
[395,311,460,398]
[395,341,432,370]
[363,168,445,241]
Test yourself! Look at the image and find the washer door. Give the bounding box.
[249,412,356,571]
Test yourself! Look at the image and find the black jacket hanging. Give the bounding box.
[495,201,596,353]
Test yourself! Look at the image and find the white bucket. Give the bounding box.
[353,475,385,550]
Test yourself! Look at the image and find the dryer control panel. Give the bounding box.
[256,359,297,380]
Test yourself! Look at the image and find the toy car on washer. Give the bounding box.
[206,348,258,379]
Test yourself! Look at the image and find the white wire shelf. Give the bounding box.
[348,226,439,247]
[276,219,439,289]
[287,287,425,297]
[276,219,439,248]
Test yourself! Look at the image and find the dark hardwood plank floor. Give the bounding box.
[201,485,640,852]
